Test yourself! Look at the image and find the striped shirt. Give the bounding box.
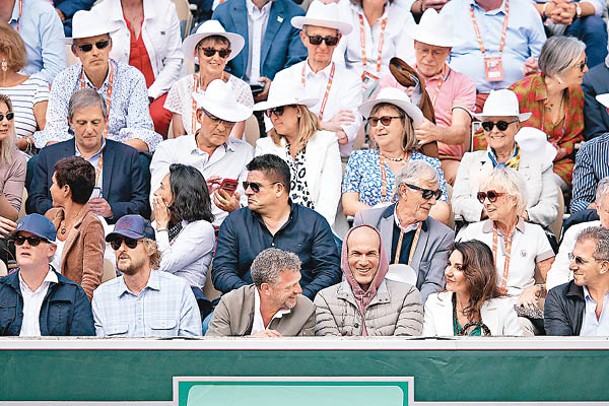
[0,76,49,139]
[571,133,609,213]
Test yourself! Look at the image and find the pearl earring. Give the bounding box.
[1,60,7,72]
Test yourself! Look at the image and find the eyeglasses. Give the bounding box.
[109,236,140,251]
[198,47,231,59]
[12,235,47,247]
[265,105,296,118]
[367,116,401,127]
[575,58,587,72]
[76,40,110,53]
[477,190,506,203]
[242,181,280,193]
[306,35,340,46]
[202,109,236,127]
[0,112,14,122]
[481,120,518,132]
[403,183,442,200]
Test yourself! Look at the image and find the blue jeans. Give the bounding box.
[565,15,608,68]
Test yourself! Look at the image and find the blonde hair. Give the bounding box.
[269,105,320,155]
[0,23,26,72]
[480,167,528,216]
[0,94,16,166]
[370,103,417,151]
[142,238,161,270]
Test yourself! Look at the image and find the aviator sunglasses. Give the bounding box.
[0,112,14,121]
[12,235,47,247]
[109,236,140,251]
[477,190,506,204]
[199,47,231,59]
[76,40,110,53]
[242,181,280,193]
[403,183,442,200]
[307,35,340,46]
[481,120,518,132]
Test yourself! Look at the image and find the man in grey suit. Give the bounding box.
[354,160,455,303]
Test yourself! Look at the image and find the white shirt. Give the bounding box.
[50,240,66,275]
[150,135,254,226]
[246,0,273,83]
[19,269,58,337]
[251,287,292,334]
[272,60,363,157]
[580,286,609,336]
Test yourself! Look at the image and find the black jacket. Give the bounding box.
[544,281,585,336]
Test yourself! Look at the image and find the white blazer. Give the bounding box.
[95,0,184,99]
[423,291,523,337]
[255,131,342,228]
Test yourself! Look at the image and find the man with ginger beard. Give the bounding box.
[92,215,201,337]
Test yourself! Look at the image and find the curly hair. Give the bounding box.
[251,248,301,288]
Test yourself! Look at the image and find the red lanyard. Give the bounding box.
[379,152,408,200]
[80,64,114,138]
[358,13,387,74]
[301,62,335,120]
[492,226,512,291]
[393,222,422,264]
[469,0,510,56]
[13,0,23,32]
[192,74,200,135]
[420,64,449,107]
[94,153,104,187]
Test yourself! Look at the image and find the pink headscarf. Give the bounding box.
[341,225,390,336]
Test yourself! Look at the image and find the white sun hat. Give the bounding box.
[182,20,245,63]
[595,93,609,108]
[412,9,457,48]
[253,82,318,111]
[71,10,110,41]
[358,87,425,127]
[473,89,532,122]
[515,127,557,164]
[291,0,353,35]
[192,79,253,122]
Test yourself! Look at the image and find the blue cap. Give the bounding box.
[12,214,57,243]
[105,214,155,242]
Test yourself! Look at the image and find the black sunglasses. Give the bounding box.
[403,183,442,200]
[477,190,506,203]
[76,40,110,53]
[12,235,47,247]
[307,35,340,46]
[265,105,296,118]
[199,47,231,59]
[109,236,140,251]
[0,112,14,122]
[242,181,280,193]
[367,116,400,127]
[202,109,236,126]
[481,120,518,132]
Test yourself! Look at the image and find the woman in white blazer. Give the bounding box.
[254,84,342,229]
[423,240,522,336]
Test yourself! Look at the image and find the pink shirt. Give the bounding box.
[376,65,476,158]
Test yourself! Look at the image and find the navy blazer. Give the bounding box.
[212,0,307,81]
[26,138,150,223]
[582,63,609,141]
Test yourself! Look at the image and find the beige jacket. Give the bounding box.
[314,280,424,336]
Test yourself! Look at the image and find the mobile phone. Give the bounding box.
[219,178,238,196]
[250,83,265,96]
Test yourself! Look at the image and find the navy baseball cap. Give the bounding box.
[106,215,155,242]
[11,214,57,243]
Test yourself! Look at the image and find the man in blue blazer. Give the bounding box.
[26,89,150,223]
[582,62,609,141]
[212,0,307,100]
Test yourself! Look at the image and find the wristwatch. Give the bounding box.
[575,3,582,19]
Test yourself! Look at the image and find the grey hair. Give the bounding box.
[251,248,301,288]
[394,160,438,194]
[595,177,609,207]
[479,167,528,216]
[68,88,108,121]
[575,226,609,262]
[539,36,586,78]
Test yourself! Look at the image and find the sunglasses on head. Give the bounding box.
[265,105,296,118]
[12,235,47,247]
[367,116,400,127]
[403,183,442,200]
[109,236,140,251]
[76,40,110,53]
[199,47,231,59]
[307,35,340,46]
[481,120,518,132]
[477,190,506,203]
[0,112,14,122]
[242,181,280,193]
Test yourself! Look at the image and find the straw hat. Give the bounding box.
[359,87,424,127]
[291,0,353,35]
[71,10,110,41]
[412,9,456,48]
[182,20,245,63]
[473,89,532,122]
[253,82,317,111]
[514,127,557,164]
[192,79,252,122]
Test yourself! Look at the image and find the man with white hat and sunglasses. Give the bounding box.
[377,9,476,183]
[35,9,162,153]
[272,0,362,157]
[150,79,254,228]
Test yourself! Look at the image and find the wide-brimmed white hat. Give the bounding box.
[253,82,317,111]
[515,127,557,164]
[412,9,456,48]
[359,87,424,127]
[473,89,532,122]
[71,10,110,41]
[291,1,352,35]
[192,79,252,122]
[596,93,609,108]
[182,20,245,63]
